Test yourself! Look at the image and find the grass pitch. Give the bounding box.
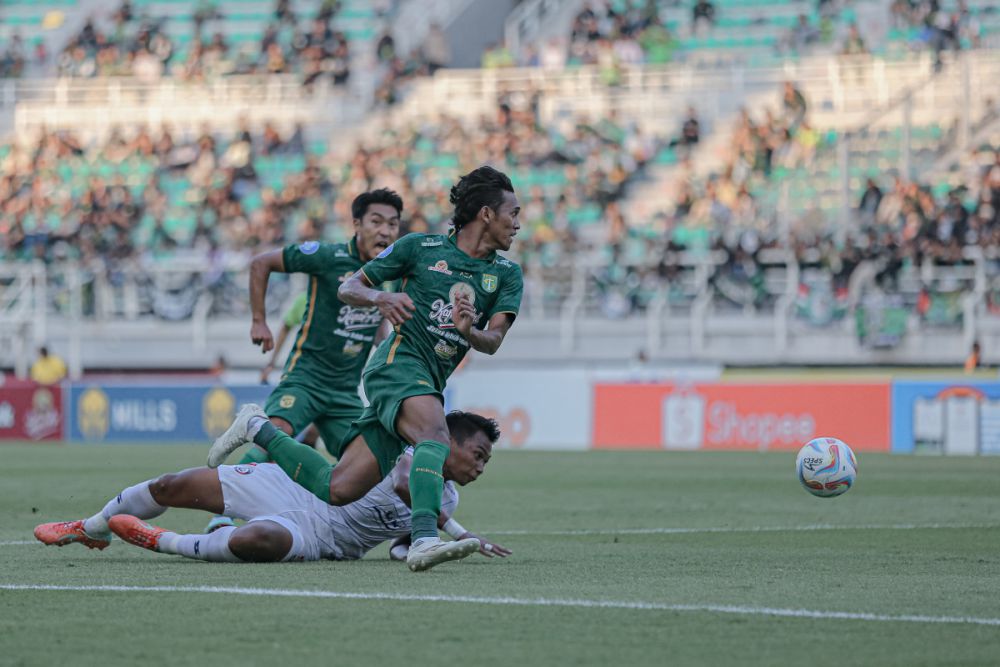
[2,444,999,666]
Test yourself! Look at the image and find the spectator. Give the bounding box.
[692,0,716,33]
[858,178,883,224]
[964,341,981,373]
[422,23,451,74]
[30,347,68,385]
[782,81,808,130]
[840,23,868,55]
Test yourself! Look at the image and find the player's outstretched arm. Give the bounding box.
[390,452,510,559]
[249,249,286,353]
[454,303,515,356]
[339,271,415,326]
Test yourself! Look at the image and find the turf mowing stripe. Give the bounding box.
[2,523,997,546]
[2,584,999,627]
[486,523,1000,536]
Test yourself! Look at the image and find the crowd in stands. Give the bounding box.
[0,99,662,270]
[56,0,353,85]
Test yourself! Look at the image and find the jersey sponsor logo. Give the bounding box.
[496,258,512,267]
[279,395,296,409]
[376,243,394,258]
[233,465,255,475]
[458,271,473,279]
[434,339,459,359]
[428,260,452,275]
[334,250,349,258]
[342,340,364,357]
[337,305,382,331]
[298,241,320,255]
[449,282,476,306]
[481,274,498,293]
[421,239,443,247]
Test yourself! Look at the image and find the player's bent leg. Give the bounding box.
[250,420,335,502]
[111,515,243,562]
[327,436,383,505]
[148,468,225,514]
[35,474,173,549]
[395,395,451,541]
[227,521,294,562]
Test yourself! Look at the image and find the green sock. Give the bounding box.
[409,440,449,541]
[236,445,272,465]
[254,422,333,503]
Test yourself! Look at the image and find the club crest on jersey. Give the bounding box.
[233,465,255,475]
[434,339,458,359]
[481,274,498,293]
[279,395,296,409]
[428,260,452,275]
[298,241,320,255]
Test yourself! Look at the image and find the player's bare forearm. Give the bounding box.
[340,272,415,326]
[249,249,285,324]
[458,311,514,355]
[338,272,381,307]
[465,327,505,355]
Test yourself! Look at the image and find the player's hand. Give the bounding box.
[460,532,511,558]
[251,321,274,353]
[375,292,415,326]
[452,295,477,338]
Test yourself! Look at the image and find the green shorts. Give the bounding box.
[264,377,363,458]
[341,407,408,479]
[361,358,443,441]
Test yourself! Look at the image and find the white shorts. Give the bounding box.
[217,463,339,561]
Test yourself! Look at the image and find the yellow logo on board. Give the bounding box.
[78,387,109,440]
[202,387,236,438]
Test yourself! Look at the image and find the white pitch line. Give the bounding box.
[1,584,998,627]
[485,523,1000,536]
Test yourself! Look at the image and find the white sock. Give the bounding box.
[83,480,166,537]
[412,537,439,548]
[247,416,268,439]
[159,526,242,562]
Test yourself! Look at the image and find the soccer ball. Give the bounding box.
[795,437,857,498]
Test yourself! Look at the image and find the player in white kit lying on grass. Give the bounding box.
[33,411,510,563]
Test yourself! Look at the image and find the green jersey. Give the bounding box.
[281,238,384,390]
[359,232,523,391]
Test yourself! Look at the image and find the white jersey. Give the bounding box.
[327,474,459,560]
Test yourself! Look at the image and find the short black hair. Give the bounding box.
[446,410,501,446]
[449,165,514,231]
[351,188,403,220]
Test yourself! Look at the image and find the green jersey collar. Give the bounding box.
[447,230,497,263]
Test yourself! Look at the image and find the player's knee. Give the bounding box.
[228,523,292,562]
[269,417,294,436]
[147,473,181,505]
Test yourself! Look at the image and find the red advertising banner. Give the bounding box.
[0,380,63,441]
[593,382,890,451]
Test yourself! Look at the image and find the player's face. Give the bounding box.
[484,190,520,252]
[354,203,401,262]
[443,432,493,485]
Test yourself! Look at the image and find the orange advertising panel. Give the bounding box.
[593,383,891,451]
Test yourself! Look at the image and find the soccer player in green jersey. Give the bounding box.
[208,166,523,571]
[246,187,402,457]
[203,189,401,532]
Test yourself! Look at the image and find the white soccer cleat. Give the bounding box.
[207,403,266,468]
[406,537,481,572]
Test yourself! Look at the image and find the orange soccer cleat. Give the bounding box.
[34,520,111,550]
[108,514,169,552]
